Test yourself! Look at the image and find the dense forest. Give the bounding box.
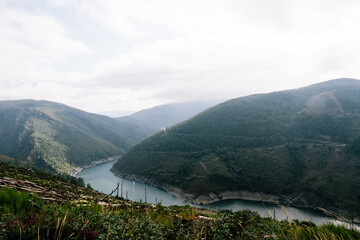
[113,78,360,216]
[0,100,155,174]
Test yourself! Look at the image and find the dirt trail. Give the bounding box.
[199,162,210,174]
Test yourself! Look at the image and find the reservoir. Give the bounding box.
[77,160,345,226]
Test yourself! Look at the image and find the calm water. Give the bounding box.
[77,160,184,206]
[77,160,349,226]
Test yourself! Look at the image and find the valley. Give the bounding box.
[1,79,360,238]
[3,1,360,238]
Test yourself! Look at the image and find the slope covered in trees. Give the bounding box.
[113,78,360,214]
[0,100,154,173]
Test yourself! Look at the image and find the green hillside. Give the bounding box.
[112,78,360,215]
[1,162,359,239]
[0,100,154,174]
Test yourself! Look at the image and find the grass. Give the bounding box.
[0,188,43,215]
[1,188,360,239]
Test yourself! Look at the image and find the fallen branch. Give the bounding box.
[100,183,119,202]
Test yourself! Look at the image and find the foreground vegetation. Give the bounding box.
[2,191,360,240]
[1,163,360,239]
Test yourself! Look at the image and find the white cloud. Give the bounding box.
[78,0,360,88]
[0,4,91,85]
[1,0,360,113]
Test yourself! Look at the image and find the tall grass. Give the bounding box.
[0,187,42,215]
[1,187,359,239]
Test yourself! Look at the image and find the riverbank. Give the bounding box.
[111,169,357,224]
[110,170,279,205]
[70,156,121,176]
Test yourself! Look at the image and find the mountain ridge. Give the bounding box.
[112,78,360,215]
[0,99,154,173]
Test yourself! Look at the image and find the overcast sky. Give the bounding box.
[1,0,360,114]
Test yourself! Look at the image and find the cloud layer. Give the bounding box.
[1,0,360,113]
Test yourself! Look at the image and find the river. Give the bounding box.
[77,160,350,226]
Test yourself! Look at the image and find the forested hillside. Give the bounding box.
[113,78,360,214]
[0,100,154,173]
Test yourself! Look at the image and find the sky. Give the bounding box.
[1,0,360,114]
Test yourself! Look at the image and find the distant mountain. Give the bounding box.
[0,100,154,173]
[112,78,360,214]
[126,101,222,130]
[98,109,135,118]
